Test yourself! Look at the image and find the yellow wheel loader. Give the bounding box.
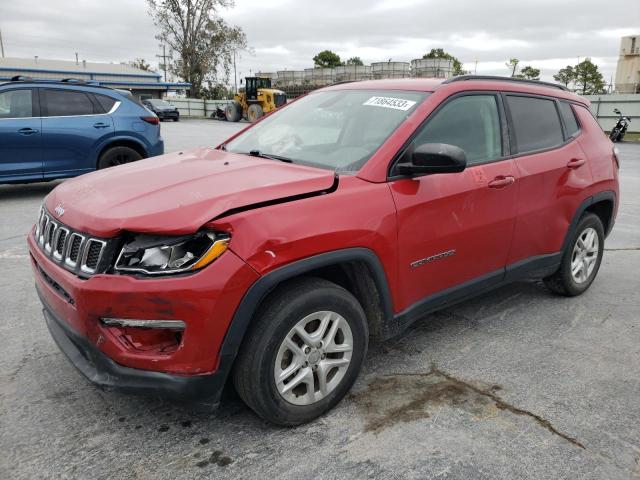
[225,77,287,122]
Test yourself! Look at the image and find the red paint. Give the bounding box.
[30,78,619,377]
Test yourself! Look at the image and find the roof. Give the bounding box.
[323,76,586,104]
[0,57,160,78]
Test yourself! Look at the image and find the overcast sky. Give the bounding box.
[2,0,639,85]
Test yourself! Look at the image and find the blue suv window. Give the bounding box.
[43,89,97,116]
[0,89,33,118]
[94,94,117,113]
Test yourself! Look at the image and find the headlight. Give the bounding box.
[115,231,229,275]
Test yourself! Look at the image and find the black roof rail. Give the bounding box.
[442,75,569,92]
[11,75,34,82]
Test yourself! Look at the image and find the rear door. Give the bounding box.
[504,94,592,266]
[390,93,519,312]
[0,88,43,182]
[40,88,115,179]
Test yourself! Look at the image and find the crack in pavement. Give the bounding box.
[429,367,586,449]
[605,247,640,251]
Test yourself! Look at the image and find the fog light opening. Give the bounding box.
[100,318,185,354]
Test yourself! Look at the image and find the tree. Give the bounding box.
[553,66,574,87]
[130,58,151,71]
[423,48,466,76]
[573,58,606,95]
[515,65,540,81]
[552,59,606,94]
[313,50,342,68]
[505,58,519,77]
[148,0,247,98]
[345,56,364,66]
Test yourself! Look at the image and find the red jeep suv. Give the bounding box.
[29,76,619,425]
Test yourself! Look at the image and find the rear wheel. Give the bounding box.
[544,213,604,296]
[97,146,142,170]
[225,101,242,122]
[247,104,264,122]
[232,277,368,425]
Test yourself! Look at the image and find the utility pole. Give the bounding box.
[75,52,79,65]
[156,44,168,82]
[233,49,237,94]
[474,59,478,75]
[0,29,5,58]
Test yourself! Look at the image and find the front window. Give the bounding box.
[225,89,428,172]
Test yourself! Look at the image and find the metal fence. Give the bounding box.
[584,94,640,133]
[169,98,231,118]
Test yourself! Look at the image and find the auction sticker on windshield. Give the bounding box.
[363,96,417,111]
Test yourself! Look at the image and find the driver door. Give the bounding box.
[390,93,519,312]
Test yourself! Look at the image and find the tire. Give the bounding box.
[544,212,604,296]
[247,104,264,122]
[97,146,143,170]
[232,277,368,426]
[225,101,242,122]
[173,116,179,122]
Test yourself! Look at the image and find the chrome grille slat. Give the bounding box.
[34,208,109,277]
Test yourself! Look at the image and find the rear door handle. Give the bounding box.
[567,158,586,169]
[488,175,516,189]
[18,127,39,135]
[93,122,109,129]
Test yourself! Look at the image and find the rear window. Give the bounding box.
[506,95,564,153]
[43,89,96,116]
[558,101,580,138]
[94,94,117,113]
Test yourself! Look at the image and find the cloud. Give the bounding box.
[2,0,638,83]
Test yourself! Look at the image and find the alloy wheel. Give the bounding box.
[274,311,353,406]
[571,227,599,284]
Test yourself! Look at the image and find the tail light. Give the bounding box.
[141,116,160,125]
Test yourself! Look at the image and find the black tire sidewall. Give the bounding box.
[97,146,142,169]
[245,282,368,425]
[560,213,605,296]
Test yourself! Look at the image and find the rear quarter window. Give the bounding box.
[558,101,580,138]
[506,95,564,154]
[94,94,117,113]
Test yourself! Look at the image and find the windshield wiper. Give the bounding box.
[248,150,293,163]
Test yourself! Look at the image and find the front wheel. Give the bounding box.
[232,277,368,425]
[97,146,142,169]
[544,212,604,296]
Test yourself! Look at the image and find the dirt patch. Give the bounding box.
[350,372,496,433]
[350,367,585,449]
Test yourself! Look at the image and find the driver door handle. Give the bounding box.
[18,127,39,135]
[93,122,110,129]
[488,175,516,189]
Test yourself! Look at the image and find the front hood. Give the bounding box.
[45,148,336,237]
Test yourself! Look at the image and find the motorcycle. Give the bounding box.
[609,108,631,142]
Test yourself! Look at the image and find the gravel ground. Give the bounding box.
[1,120,639,479]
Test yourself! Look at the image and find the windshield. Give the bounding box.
[149,99,171,107]
[225,89,428,172]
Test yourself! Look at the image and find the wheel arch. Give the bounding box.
[216,248,394,382]
[562,191,617,254]
[96,138,149,168]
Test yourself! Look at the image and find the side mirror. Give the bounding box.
[614,108,621,115]
[396,143,467,176]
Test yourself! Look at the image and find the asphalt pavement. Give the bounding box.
[1,120,639,479]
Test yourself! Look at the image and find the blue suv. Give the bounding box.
[0,78,164,184]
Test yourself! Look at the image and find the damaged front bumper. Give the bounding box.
[40,285,227,402]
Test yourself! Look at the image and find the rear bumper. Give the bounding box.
[40,285,225,402]
[157,110,179,119]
